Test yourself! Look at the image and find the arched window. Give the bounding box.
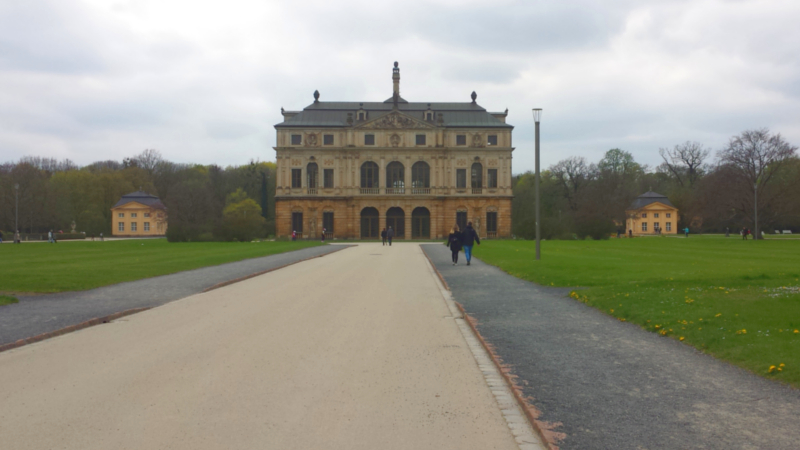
[471,162,483,188]
[307,162,318,189]
[361,161,379,188]
[386,162,405,191]
[411,161,430,191]
[360,207,379,238]
[412,207,430,238]
[386,207,405,239]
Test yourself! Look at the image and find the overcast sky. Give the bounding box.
[1,0,798,172]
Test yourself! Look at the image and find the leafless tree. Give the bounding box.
[717,128,798,237]
[550,156,592,211]
[659,141,710,187]
[133,149,163,176]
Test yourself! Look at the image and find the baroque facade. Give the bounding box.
[625,191,680,236]
[274,63,514,240]
[110,191,168,237]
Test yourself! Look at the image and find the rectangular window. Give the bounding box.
[654,213,659,218]
[456,135,466,146]
[488,135,498,146]
[666,213,671,218]
[291,169,302,188]
[642,222,648,232]
[291,212,303,234]
[364,134,375,145]
[144,222,150,232]
[486,212,497,233]
[324,169,334,188]
[487,169,498,188]
[641,213,647,218]
[118,213,124,218]
[118,222,124,232]
[666,222,672,231]
[131,222,137,232]
[323,212,334,233]
[416,134,426,145]
[131,213,137,218]
[291,134,301,145]
[144,213,150,217]
[323,134,334,145]
[456,212,467,232]
[456,169,467,188]
[654,222,660,230]
[358,112,365,121]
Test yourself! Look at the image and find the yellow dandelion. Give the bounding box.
[795,329,799,334]
[610,309,614,313]
[780,363,785,367]
[769,365,776,373]
[679,337,685,341]
[715,313,722,317]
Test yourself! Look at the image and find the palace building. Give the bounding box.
[110,191,168,237]
[273,62,514,240]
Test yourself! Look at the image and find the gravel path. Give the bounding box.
[421,244,800,450]
[0,245,346,346]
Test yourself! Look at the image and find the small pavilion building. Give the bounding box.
[625,191,679,236]
[110,191,168,237]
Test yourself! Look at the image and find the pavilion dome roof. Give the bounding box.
[627,191,675,210]
[113,191,166,209]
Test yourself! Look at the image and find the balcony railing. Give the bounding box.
[360,188,380,195]
[472,187,483,194]
[386,188,405,194]
[307,188,318,195]
[411,188,431,195]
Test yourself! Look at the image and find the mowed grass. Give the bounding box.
[478,237,800,387]
[0,239,323,294]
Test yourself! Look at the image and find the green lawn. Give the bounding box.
[0,239,324,294]
[478,237,800,387]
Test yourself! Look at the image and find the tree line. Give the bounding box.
[0,150,276,242]
[511,128,800,239]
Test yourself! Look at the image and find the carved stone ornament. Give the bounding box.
[305,133,319,146]
[471,133,484,148]
[389,134,401,147]
[362,112,424,129]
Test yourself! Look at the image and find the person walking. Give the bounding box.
[461,221,480,266]
[99,232,103,241]
[0,230,3,243]
[321,228,326,243]
[381,228,387,246]
[48,229,55,244]
[446,225,462,265]
[741,227,747,240]
[387,226,394,246]
[725,227,730,237]
[14,230,20,244]
[292,230,297,241]
[684,227,689,238]
[628,229,633,238]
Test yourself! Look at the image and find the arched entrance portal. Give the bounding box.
[412,207,430,238]
[361,207,379,238]
[386,207,405,239]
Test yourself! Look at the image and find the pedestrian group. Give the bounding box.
[445,222,480,266]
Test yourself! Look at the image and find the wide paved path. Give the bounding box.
[0,244,522,450]
[422,244,800,450]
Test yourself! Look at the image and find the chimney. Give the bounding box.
[392,62,400,104]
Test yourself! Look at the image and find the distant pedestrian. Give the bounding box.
[741,227,747,240]
[461,221,481,266]
[616,228,621,238]
[0,230,3,243]
[684,227,689,238]
[725,227,730,237]
[387,226,394,246]
[381,228,387,246]
[99,232,103,241]
[446,225,462,265]
[628,229,633,238]
[321,228,326,243]
[48,229,55,244]
[14,229,20,244]
[292,230,297,241]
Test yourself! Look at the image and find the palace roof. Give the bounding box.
[276,101,512,129]
[627,191,675,210]
[112,191,166,209]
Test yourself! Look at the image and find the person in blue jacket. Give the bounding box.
[461,222,480,266]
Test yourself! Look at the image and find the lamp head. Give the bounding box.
[532,108,542,123]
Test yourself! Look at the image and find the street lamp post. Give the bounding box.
[532,108,542,260]
[14,183,19,237]
[754,182,758,241]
